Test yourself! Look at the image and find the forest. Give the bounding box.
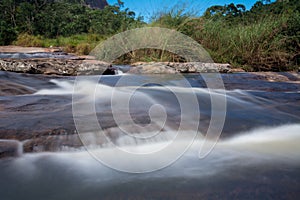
[0,0,299,71]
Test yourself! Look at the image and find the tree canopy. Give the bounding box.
[0,0,143,45]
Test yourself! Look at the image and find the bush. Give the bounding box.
[76,43,92,55]
[13,33,43,47]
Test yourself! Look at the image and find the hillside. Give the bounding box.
[85,0,108,9]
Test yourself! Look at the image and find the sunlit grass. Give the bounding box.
[13,33,107,55]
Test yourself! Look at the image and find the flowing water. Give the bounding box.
[0,71,299,199]
[0,52,76,59]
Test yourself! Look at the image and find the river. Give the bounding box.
[0,70,299,199]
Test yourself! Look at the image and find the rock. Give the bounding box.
[129,62,177,74]
[0,45,62,53]
[77,60,112,75]
[252,72,300,83]
[171,62,231,73]
[0,71,299,156]
[0,58,111,76]
[23,135,83,153]
[0,79,35,96]
[75,55,97,60]
[102,66,117,75]
[228,68,245,73]
[129,62,232,74]
[0,140,22,159]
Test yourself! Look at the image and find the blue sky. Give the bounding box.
[107,0,259,21]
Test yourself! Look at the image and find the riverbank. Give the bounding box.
[1,46,299,75]
[0,46,236,74]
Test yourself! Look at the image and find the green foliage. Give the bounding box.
[12,33,106,55]
[75,43,91,55]
[200,15,293,71]
[0,0,18,44]
[204,3,246,21]
[13,33,43,47]
[0,0,299,71]
[151,0,300,71]
[151,9,190,30]
[0,21,17,45]
[114,49,185,64]
[0,0,143,39]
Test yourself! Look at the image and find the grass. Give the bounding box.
[114,49,186,64]
[192,14,295,71]
[13,33,107,55]
[11,11,299,71]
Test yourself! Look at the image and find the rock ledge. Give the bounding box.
[129,62,236,74]
[0,58,111,76]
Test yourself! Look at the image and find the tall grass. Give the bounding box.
[195,15,292,71]
[148,1,299,71]
[13,33,107,55]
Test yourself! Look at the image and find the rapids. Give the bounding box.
[0,125,299,199]
[0,71,299,199]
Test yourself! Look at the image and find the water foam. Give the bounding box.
[4,124,300,168]
[1,125,299,200]
[34,79,75,95]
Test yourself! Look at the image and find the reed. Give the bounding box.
[196,14,293,71]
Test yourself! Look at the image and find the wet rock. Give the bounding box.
[23,135,83,153]
[0,140,22,159]
[102,66,117,75]
[0,71,60,95]
[252,72,300,83]
[0,71,299,156]
[0,79,35,96]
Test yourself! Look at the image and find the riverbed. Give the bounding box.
[0,69,299,199]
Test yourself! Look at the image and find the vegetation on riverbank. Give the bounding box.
[0,0,299,71]
[0,0,144,52]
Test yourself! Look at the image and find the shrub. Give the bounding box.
[76,43,92,55]
[13,33,43,47]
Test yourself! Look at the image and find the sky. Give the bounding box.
[106,0,259,22]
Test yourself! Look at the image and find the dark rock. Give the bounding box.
[23,135,83,153]
[0,79,35,96]
[0,140,22,159]
[102,66,116,75]
[0,71,299,156]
